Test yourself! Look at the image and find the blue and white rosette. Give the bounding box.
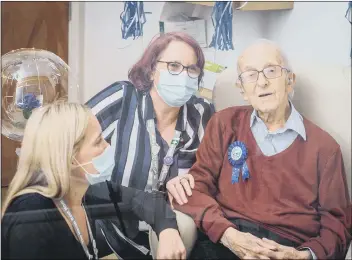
[228,141,250,184]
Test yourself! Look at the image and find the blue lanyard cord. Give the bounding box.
[120,1,147,40]
[209,1,234,51]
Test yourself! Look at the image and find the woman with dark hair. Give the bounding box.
[86,32,214,258]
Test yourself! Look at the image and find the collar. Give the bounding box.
[250,101,306,141]
[140,91,186,132]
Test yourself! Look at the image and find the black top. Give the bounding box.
[2,193,95,259]
[2,181,177,259]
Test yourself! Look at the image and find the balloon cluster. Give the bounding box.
[1,48,80,142]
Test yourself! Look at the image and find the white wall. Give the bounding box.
[79,2,163,102]
[267,2,351,192]
[214,2,351,194]
[75,2,266,102]
[73,2,351,193]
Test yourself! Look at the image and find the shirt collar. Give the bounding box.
[141,91,186,132]
[250,101,307,141]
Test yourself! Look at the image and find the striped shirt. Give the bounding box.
[86,81,215,191]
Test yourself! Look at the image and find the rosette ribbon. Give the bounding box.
[227,141,250,184]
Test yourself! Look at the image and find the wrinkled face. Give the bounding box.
[152,40,199,88]
[237,43,295,114]
[73,114,108,176]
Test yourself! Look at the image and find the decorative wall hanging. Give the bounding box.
[120,1,147,40]
[209,1,234,51]
[345,1,352,58]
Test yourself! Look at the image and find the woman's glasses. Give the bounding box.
[157,61,201,79]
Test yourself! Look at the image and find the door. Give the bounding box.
[1,2,69,187]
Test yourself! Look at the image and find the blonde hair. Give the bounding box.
[2,101,91,217]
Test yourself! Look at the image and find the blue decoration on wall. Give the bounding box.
[120,2,147,40]
[346,2,352,58]
[346,1,352,23]
[209,1,234,51]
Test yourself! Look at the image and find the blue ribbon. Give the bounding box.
[228,141,250,183]
[120,1,147,40]
[209,1,234,51]
[346,2,352,58]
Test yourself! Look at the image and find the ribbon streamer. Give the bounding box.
[346,2,352,58]
[232,167,240,184]
[346,1,352,23]
[120,1,147,40]
[209,1,234,51]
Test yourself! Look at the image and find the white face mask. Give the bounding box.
[155,70,198,107]
[74,145,115,185]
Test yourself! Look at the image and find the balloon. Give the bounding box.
[1,48,79,142]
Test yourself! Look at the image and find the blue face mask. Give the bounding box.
[75,145,115,185]
[156,70,198,107]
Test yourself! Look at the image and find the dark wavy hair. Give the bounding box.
[128,32,205,91]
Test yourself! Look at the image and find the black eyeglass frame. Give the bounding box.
[157,60,201,79]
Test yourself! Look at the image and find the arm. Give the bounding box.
[298,147,352,259]
[174,113,236,243]
[86,181,178,237]
[85,81,125,144]
[118,185,178,236]
[166,100,215,205]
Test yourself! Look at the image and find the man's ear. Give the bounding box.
[286,72,296,93]
[287,72,296,85]
[236,79,248,101]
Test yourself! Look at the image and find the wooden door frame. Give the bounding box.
[0,2,3,178]
[68,1,85,104]
[0,2,75,183]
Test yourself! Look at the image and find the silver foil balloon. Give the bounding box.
[1,48,79,142]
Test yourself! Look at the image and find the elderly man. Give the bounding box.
[174,40,351,259]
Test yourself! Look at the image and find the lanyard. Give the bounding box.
[58,200,98,260]
[145,118,181,192]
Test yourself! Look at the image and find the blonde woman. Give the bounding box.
[1,102,185,259]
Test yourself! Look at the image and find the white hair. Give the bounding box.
[238,38,293,71]
[237,38,295,100]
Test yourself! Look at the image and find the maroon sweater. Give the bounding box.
[175,106,351,259]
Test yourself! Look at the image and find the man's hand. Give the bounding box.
[220,227,279,259]
[261,238,312,259]
[166,174,195,208]
[156,228,186,259]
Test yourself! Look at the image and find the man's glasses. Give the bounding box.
[157,61,201,79]
[238,65,289,84]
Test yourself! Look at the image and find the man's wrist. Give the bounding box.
[220,227,240,246]
[220,227,232,245]
[299,249,312,259]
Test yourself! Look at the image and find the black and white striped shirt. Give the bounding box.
[86,81,215,191]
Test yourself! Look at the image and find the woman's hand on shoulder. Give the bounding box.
[166,174,195,208]
[157,228,186,259]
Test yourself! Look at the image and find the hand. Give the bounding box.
[220,227,279,259]
[261,238,312,259]
[157,228,186,259]
[166,174,195,208]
